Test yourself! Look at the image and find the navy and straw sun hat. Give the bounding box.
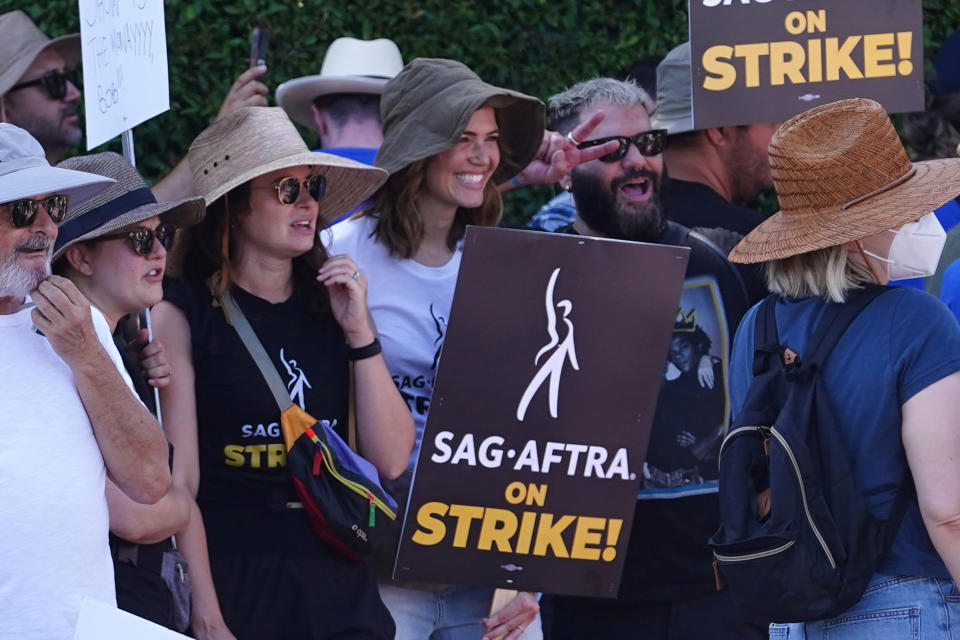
[53,152,205,261]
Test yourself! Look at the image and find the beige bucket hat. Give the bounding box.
[729,98,960,264]
[53,152,205,261]
[0,10,80,95]
[187,106,387,227]
[276,37,404,133]
[652,42,695,135]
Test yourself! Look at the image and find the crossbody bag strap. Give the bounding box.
[348,362,357,451]
[220,286,361,453]
[219,289,293,413]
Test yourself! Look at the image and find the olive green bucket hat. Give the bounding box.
[374,58,545,184]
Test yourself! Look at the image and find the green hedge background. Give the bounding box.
[4,0,960,223]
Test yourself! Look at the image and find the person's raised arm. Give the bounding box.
[498,111,620,192]
[31,276,169,503]
[902,369,960,584]
[152,300,236,640]
[318,255,414,479]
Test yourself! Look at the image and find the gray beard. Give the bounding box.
[0,237,52,298]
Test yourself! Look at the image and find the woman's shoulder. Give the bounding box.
[327,215,377,254]
[163,279,215,319]
[883,285,959,337]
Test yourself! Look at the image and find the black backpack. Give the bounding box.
[709,286,912,622]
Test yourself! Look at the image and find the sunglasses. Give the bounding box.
[258,175,327,205]
[576,129,668,162]
[8,69,79,101]
[2,195,70,228]
[99,223,177,256]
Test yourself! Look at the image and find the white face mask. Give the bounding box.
[861,212,947,280]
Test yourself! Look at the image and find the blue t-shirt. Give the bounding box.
[940,258,960,325]
[730,287,960,578]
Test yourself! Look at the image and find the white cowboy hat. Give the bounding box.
[276,37,403,133]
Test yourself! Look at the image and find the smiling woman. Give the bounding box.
[327,58,547,640]
[151,106,414,640]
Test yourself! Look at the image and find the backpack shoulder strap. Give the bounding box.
[220,289,294,413]
[803,286,893,366]
[751,294,781,376]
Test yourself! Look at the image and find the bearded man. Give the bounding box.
[539,78,766,640]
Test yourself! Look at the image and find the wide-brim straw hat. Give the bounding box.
[52,152,205,261]
[729,98,960,264]
[188,106,387,227]
[276,37,404,133]
[375,58,545,185]
[0,123,113,217]
[0,10,80,95]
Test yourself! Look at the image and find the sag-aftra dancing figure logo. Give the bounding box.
[516,268,580,421]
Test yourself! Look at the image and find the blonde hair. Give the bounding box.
[764,245,876,303]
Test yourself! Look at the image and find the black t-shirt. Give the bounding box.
[665,178,769,304]
[664,178,766,237]
[557,221,757,603]
[165,280,349,556]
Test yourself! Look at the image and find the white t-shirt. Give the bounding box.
[0,301,133,639]
[328,216,461,469]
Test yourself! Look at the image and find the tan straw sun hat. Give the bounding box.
[187,107,387,228]
[276,37,404,133]
[729,98,960,264]
[0,10,80,95]
[52,152,205,261]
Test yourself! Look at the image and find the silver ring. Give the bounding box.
[566,131,582,146]
[352,271,361,281]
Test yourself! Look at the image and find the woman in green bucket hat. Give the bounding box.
[328,57,619,640]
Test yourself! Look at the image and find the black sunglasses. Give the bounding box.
[272,175,327,205]
[577,129,667,162]
[99,223,177,256]
[8,69,79,101]
[3,195,70,228]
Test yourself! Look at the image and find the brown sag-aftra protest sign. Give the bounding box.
[393,227,690,597]
[689,0,923,129]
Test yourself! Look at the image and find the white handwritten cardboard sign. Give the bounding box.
[78,0,170,149]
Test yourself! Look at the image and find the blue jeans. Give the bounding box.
[769,575,960,639]
[379,583,542,640]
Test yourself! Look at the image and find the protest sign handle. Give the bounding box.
[119,127,164,427]
[121,129,136,168]
[486,589,519,639]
